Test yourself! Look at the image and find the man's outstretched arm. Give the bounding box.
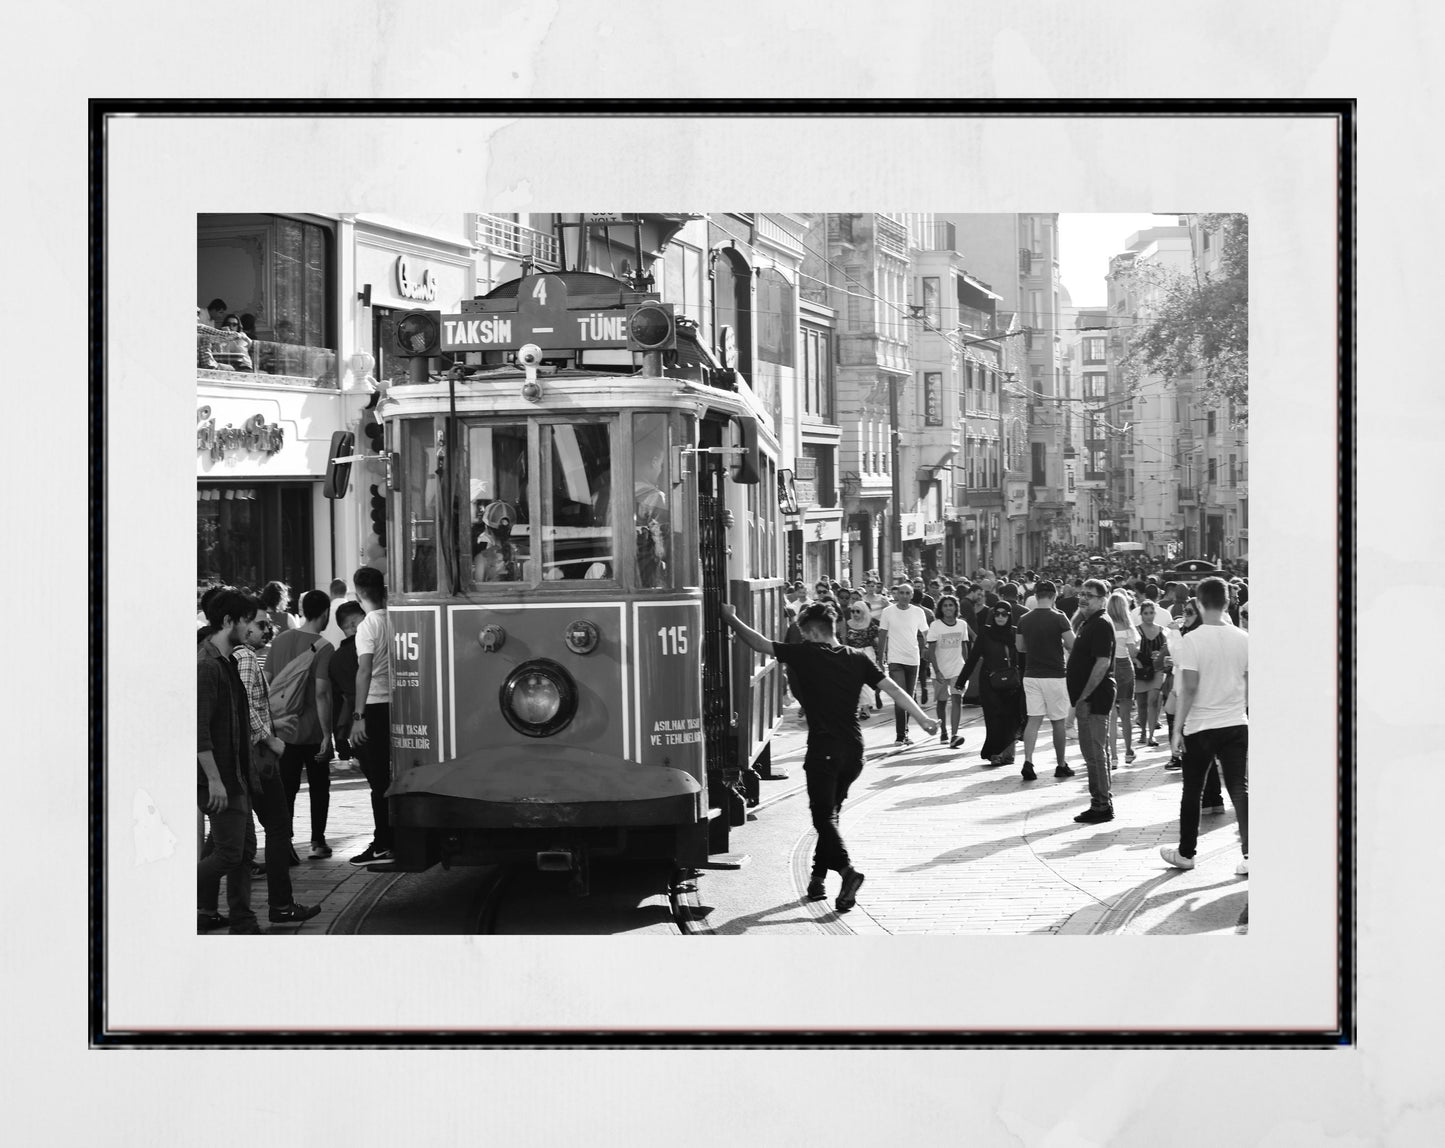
[720,602,774,656]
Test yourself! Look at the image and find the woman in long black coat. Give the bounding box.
[956,602,1025,765]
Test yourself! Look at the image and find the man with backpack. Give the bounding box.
[265,589,336,862]
[233,606,321,925]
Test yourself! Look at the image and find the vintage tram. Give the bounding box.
[326,270,788,887]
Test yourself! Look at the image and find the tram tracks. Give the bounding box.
[330,859,708,935]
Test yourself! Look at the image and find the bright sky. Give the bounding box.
[1057,214,1183,309]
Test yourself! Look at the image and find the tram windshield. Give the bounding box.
[397,413,694,592]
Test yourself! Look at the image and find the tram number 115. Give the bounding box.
[657,625,689,656]
[394,632,419,661]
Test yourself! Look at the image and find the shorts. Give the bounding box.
[1023,677,1070,721]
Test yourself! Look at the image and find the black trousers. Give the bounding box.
[251,767,295,909]
[803,743,865,876]
[1178,724,1248,859]
[358,703,393,849]
[279,741,328,844]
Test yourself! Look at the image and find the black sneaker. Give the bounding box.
[805,873,828,902]
[268,902,322,924]
[939,730,949,745]
[197,911,229,933]
[1164,756,1183,771]
[1020,762,1037,781]
[950,735,966,749]
[836,869,866,912]
[895,735,913,747]
[310,840,333,859]
[1073,807,1114,824]
[349,844,382,865]
[1054,764,1075,779]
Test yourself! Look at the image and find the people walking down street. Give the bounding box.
[1162,596,1202,767]
[1105,591,1140,767]
[233,602,321,926]
[265,589,335,865]
[1160,577,1250,876]
[719,600,937,913]
[349,565,395,867]
[1133,602,1170,747]
[1015,579,1076,782]
[877,583,932,747]
[196,589,264,934]
[1067,580,1118,824]
[842,601,882,720]
[926,595,969,748]
[956,602,1024,766]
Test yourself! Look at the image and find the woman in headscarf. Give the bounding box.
[955,601,1024,766]
[842,599,882,720]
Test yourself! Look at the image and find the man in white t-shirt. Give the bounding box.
[877,583,931,746]
[348,565,395,867]
[320,578,352,650]
[1160,577,1249,876]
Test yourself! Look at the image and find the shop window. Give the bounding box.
[197,214,337,386]
[197,482,313,595]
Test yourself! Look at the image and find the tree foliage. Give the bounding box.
[1122,213,1248,424]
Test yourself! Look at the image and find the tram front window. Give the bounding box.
[540,422,614,581]
[632,412,691,590]
[467,423,530,584]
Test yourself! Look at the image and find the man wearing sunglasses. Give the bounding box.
[1066,579,1119,824]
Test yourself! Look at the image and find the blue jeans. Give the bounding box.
[197,791,257,926]
[888,664,918,739]
[1178,724,1249,859]
[1074,703,1112,811]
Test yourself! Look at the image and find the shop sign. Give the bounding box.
[900,513,925,540]
[810,518,842,543]
[924,372,943,426]
[923,520,945,543]
[395,256,438,302]
[197,406,284,461]
[1006,480,1029,518]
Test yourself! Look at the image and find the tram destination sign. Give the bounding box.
[438,273,640,353]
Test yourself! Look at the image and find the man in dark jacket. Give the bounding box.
[197,589,265,934]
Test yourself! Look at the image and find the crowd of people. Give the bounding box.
[769,562,1249,910]
[196,569,395,935]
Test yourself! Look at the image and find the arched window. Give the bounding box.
[756,268,795,367]
[712,247,753,385]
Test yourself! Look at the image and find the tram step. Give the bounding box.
[697,853,750,870]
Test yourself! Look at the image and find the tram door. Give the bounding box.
[697,443,741,853]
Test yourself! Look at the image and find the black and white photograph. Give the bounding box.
[10,4,1420,1126]
[189,209,1253,941]
[98,107,1346,1048]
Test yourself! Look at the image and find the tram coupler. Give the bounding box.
[536,847,590,896]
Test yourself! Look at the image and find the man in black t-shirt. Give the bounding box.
[1066,579,1118,824]
[721,600,937,913]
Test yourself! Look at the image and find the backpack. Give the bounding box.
[267,636,326,742]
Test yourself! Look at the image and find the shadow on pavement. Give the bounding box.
[695,899,847,935]
[896,822,1078,873]
[1137,887,1249,935]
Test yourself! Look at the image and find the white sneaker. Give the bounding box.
[1235,858,1249,876]
[1159,846,1195,870]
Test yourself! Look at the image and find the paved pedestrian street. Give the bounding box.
[242,702,1246,937]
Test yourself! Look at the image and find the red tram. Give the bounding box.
[326,271,788,887]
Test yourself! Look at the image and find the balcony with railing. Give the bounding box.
[470,213,561,267]
[197,322,336,388]
[1177,486,1198,505]
[874,214,909,258]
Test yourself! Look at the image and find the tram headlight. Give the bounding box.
[499,659,579,738]
[625,302,676,352]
